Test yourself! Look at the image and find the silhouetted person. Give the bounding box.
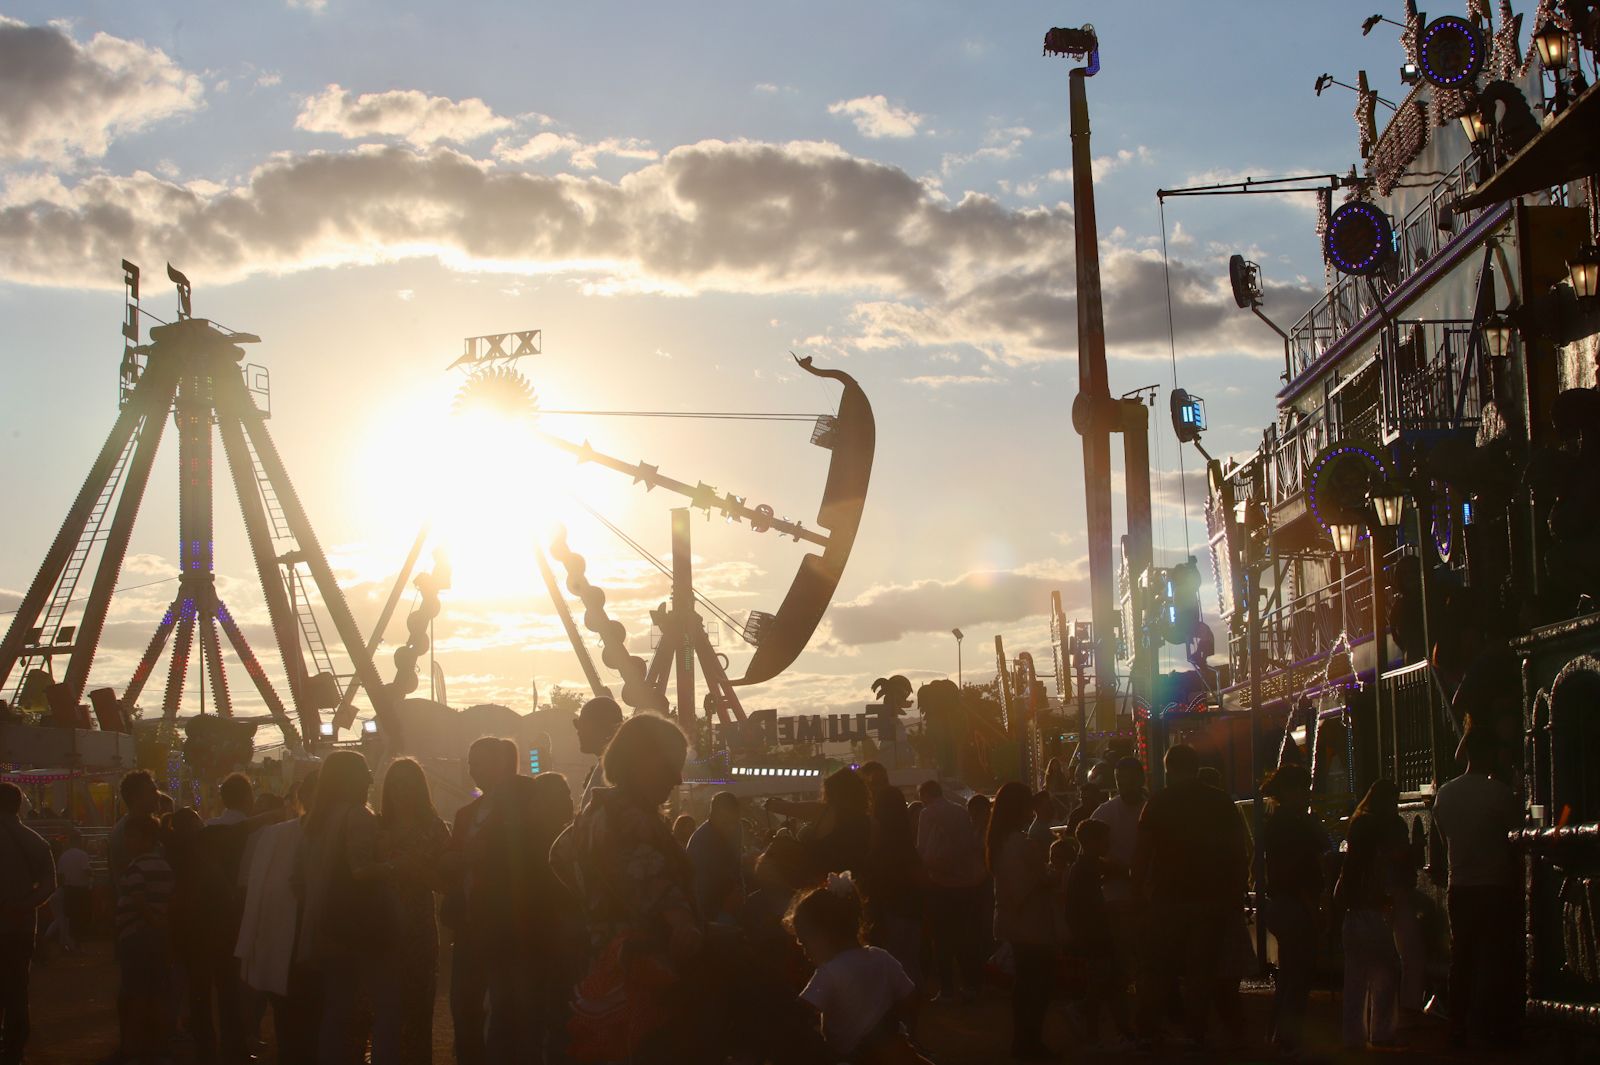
[794,768,872,883]
[1432,726,1522,1048]
[1132,743,1248,1050]
[859,783,923,985]
[916,779,986,1001]
[689,792,745,924]
[788,874,926,1065]
[371,758,448,1065]
[1064,818,1132,1048]
[296,750,382,1065]
[565,714,701,1064]
[55,830,92,947]
[1090,757,1146,918]
[1,782,55,1065]
[1259,763,1327,1054]
[672,813,697,849]
[442,736,515,1065]
[116,813,174,1064]
[574,696,623,812]
[109,770,160,891]
[989,781,1055,1061]
[237,770,321,1065]
[1335,781,1402,1050]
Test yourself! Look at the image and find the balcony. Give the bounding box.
[1380,318,1488,437]
[1286,152,1495,385]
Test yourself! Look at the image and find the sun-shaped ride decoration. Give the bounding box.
[387,329,875,753]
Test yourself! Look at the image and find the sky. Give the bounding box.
[0,1,1429,738]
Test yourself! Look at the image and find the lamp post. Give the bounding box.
[952,628,964,687]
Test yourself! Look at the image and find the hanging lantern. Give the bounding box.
[1369,490,1405,528]
[1481,312,1516,358]
[1458,107,1490,149]
[1534,21,1570,71]
[1568,244,1600,300]
[1329,521,1364,554]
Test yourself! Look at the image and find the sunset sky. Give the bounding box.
[0,2,1406,739]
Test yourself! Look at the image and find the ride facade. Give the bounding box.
[1179,2,1600,1030]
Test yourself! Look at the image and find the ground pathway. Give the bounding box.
[25,940,1545,1064]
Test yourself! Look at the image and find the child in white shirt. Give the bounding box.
[786,871,928,1065]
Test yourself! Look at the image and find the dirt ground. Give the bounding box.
[22,938,1558,1064]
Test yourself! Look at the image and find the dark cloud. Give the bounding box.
[0,16,202,163]
[827,568,1087,646]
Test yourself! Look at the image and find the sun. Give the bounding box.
[353,370,581,603]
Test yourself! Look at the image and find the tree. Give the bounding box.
[548,685,585,715]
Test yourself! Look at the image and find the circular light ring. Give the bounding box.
[1324,202,1395,276]
[1417,15,1485,87]
[1306,441,1389,543]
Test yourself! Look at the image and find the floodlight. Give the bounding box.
[319,721,335,738]
[362,718,378,734]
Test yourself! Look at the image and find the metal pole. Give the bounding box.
[535,543,611,698]
[1066,64,1118,740]
[333,522,431,728]
[671,509,696,741]
[957,636,963,687]
[1370,531,1390,780]
[1411,502,1440,780]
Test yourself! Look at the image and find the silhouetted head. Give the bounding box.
[382,757,437,827]
[1164,743,1201,784]
[918,779,943,803]
[1074,815,1110,858]
[0,783,20,816]
[709,791,740,834]
[1262,763,1312,813]
[309,750,372,833]
[575,696,624,756]
[822,767,869,820]
[121,770,158,816]
[857,761,888,792]
[1114,756,1146,801]
[672,814,696,847]
[602,713,688,808]
[219,772,254,814]
[986,781,1032,873]
[468,735,517,795]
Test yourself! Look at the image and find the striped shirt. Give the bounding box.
[116,850,174,941]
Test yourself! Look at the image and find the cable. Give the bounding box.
[1158,197,1193,560]
[0,576,179,616]
[537,410,820,422]
[575,502,751,638]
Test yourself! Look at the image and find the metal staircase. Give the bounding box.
[8,426,140,704]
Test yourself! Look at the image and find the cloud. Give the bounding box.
[827,95,922,139]
[826,562,1087,646]
[493,131,657,170]
[0,16,204,163]
[296,84,513,147]
[0,138,1314,361]
[903,373,1001,388]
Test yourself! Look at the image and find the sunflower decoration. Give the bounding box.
[453,365,540,420]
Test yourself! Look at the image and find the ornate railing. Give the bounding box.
[1287,152,1490,383]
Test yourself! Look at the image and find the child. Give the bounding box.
[786,871,929,1065]
[1063,819,1133,1049]
[116,814,175,1063]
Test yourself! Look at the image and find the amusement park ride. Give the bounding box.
[0,264,875,758]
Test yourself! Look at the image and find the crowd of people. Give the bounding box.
[0,693,1526,1064]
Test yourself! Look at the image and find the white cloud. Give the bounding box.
[827,94,923,139]
[0,16,204,163]
[493,132,657,170]
[296,84,513,147]
[287,0,328,11]
[904,373,1001,388]
[0,138,1314,362]
[256,72,282,88]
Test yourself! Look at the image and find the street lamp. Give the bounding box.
[1458,107,1491,150]
[952,628,964,686]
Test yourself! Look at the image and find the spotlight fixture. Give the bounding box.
[1315,73,1335,96]
[1229,254,1264,309]
[1482,312,1516,358]
[362,718,378,734]
[1567,243,1600,301]
[319,721,335,738]
[1400,62,1422,85]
